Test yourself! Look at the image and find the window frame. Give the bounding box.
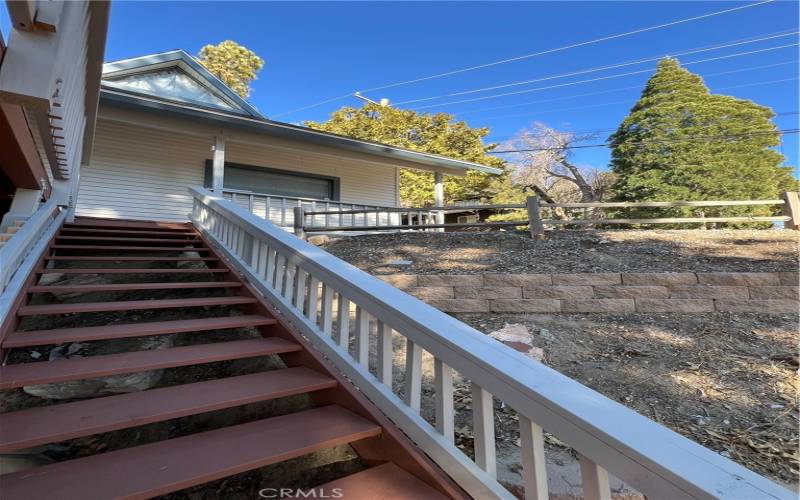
[204,160,341,201]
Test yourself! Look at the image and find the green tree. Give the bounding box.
[608,57,795,222]
[197,40,264,98]
[306,104,507,206]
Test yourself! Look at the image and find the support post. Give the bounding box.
[526,196,545,239]
[212,135,225,192]
[293,206,306,240]
[780,191,800,230]
[434,171,445,232]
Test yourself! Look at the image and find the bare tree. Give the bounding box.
[504,123,610,203]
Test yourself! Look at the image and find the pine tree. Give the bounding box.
[198,41,264,98]
[608,57,795,222]
[306,104,507,206]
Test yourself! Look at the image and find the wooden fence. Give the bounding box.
[297,191,800,239]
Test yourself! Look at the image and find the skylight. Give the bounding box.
[103,67,237,111]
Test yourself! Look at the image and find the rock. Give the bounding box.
[50,275,110,300]
[24,336,173,400]
[307,235,330,246]
[387,259,413,266]
[489,324,544,362]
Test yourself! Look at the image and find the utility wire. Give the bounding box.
[272,0,776,117]
[484,109,800,144]
[457,61,798,117]
[411,43,798,110]
[358,0,777,94]
[490,129,799,153]
[478,77,798,122]
[394,30,797,105]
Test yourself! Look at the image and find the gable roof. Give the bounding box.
[101,50,263,118]
[99,50,502,176]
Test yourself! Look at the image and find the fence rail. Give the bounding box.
[190,186,792,500]
[297,192,800,238]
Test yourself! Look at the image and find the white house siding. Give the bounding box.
[76,119,207,221]
[76,107,401,222]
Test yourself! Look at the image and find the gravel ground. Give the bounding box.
[319,229,799,274]
[454,312,799,488]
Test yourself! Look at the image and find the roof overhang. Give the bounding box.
[99,89,503,175]
[101,50,264,119]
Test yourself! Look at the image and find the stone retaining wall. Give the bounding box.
[379,272,799,314]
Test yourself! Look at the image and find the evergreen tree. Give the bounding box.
[306,104,507,206]
[608,57,795,222]
[198,41,264,98]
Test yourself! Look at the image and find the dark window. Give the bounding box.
[205,161,340,200]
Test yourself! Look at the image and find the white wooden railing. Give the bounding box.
[221,188,436,230]
[190,186,793,500]
[0,197,62,292]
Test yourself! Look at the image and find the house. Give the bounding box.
[0,2,793,500]
[77,50,500,225]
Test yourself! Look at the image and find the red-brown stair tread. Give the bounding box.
[18,296,256,315]
[55,236,201,243]
[44,256,218,262]
[306,463,451,500]
[0,367,337,452]
[59,228,197,237]
[3,314,273,347]
[52,245,210,252]
[0,338,299,389]
[27,281,242,294]
[39,268,229,274]
[0,405,381,500]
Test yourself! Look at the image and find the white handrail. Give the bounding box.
[220,188,412,229]
[0,197,61,292]
[190,186,793,500]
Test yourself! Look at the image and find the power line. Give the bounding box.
[478,77,798,123]
[411,43,798,110]
[271,0,777,117]
[393,30,797,105]
[490,129,799,153]
[457,61,798,117]
[357,0,777,94]
[484,109,800,145]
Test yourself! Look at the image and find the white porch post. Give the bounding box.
[212,135,225,192]
[434,171,444,231]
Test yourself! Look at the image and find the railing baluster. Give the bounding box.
[519,415,548,500]
[320,284,334,335]
[404,339,422,412]
[281,197,287,226]
[292,267,306,308]
[282,263,295,299]
[579,454,612,500]
[355,306,369,367]
[306,276,319,322]
[266,248,277,286]
[472,383,496,477]
[434,359,454,443]
[376,320,392,387]
[337,295,350,349]
[251,238,261,271]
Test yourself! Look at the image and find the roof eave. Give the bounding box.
[99,90,503,175]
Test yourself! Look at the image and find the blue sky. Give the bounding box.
[2,1,798,172]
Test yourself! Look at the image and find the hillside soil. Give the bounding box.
[318,229,799,274]
[450,312,799,489]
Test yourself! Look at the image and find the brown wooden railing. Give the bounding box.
[297,192,800,239]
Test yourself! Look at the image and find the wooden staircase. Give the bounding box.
[0,218,460,499]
